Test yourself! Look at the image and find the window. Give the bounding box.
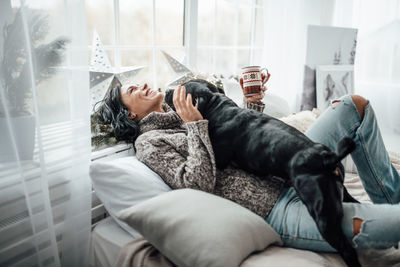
[85,0,264,91]
[197,0,264,76]
[85,0,185,92]
[86,0,265,151]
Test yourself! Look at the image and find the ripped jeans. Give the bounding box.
[265,95,400,251]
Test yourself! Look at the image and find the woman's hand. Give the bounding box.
[239,72,271,103]
[173,85,204,122]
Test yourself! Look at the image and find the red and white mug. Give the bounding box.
[241,66,269,96]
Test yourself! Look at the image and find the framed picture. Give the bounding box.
[300,25,357,111]
[316,65,354,110]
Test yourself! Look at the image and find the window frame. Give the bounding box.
[95,0,264,87]
[195,0,264,75]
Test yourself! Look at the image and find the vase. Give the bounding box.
[0,114,36,162]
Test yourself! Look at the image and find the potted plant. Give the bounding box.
[0,7,69,161]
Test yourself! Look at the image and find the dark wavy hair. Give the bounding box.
[95,84,140,144]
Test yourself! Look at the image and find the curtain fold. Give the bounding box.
[0,0,91,266]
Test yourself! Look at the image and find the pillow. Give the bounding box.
[221,78,245,106]
[90,156,171,237]
[117,189,282,267]
[221,78,290,118]
[263,91,291,118]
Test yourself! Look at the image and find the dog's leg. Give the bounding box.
[343,187,359,203]
[292,174,361,267]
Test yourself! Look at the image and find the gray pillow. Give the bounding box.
[117,189,282,267]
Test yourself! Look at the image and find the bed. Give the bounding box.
[89,159,400,267]
[89,216,346,267]
[89,83,400,267]
[88,140,400,267]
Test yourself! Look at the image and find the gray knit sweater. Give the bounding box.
[134,99,285,218]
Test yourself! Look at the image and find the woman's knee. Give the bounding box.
[350,95,369,120]
[353,218,363,237]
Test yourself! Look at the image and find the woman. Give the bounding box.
[96,76,400,254]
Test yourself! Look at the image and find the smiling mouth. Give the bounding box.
[145,88,155,96]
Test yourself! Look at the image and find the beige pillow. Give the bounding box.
[117,189,282,267]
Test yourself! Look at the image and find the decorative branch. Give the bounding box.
[91,112,120,150]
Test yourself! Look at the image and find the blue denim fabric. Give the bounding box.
[266,95,400,251]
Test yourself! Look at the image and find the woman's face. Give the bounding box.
[120,83,164,121]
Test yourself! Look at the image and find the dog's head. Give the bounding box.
[164,79,218,115]
[289,137,356,224]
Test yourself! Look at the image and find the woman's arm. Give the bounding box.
[135,85,217,193]
[242,98,265,112]
[135,120,217,193]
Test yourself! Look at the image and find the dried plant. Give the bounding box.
[91,112,119,150]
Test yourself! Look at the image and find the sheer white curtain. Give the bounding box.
[261,0,400,140]
[334,0,400,138]
[0,0,91,266]
[261,0,336,110]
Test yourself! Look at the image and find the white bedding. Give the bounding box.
[89,168,400,267]
[89,151,400,267]
[90,215,400,267]
[89,216,346,267]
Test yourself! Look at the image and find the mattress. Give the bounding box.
[89,217,138,267]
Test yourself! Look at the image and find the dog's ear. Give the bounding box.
[336,137,356,162]
[322,137,355,169]
[321,150,339,170]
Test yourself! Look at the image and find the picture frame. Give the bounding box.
[300,25,357,111]
[316,65,354,110]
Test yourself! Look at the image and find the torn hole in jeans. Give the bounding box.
[351,217,399,249]
[330,99,341,108]
[353,217,363,237]
[352,217,366,248]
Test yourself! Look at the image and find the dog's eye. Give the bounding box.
[333,167,340,176]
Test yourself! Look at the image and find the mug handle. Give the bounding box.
[260,68,269,85]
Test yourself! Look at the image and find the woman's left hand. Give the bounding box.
[173,85,204,122]
[240,72,271,103]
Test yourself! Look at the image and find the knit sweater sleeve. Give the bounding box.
[135,120,217,193]
[242,97,265,113]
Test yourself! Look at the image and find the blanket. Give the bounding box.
[116,237,175,267]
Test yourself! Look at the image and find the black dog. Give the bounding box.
[165,80,360,267]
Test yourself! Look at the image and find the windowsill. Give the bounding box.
[91,143,134,161]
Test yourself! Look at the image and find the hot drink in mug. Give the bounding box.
[241,66,269,96]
